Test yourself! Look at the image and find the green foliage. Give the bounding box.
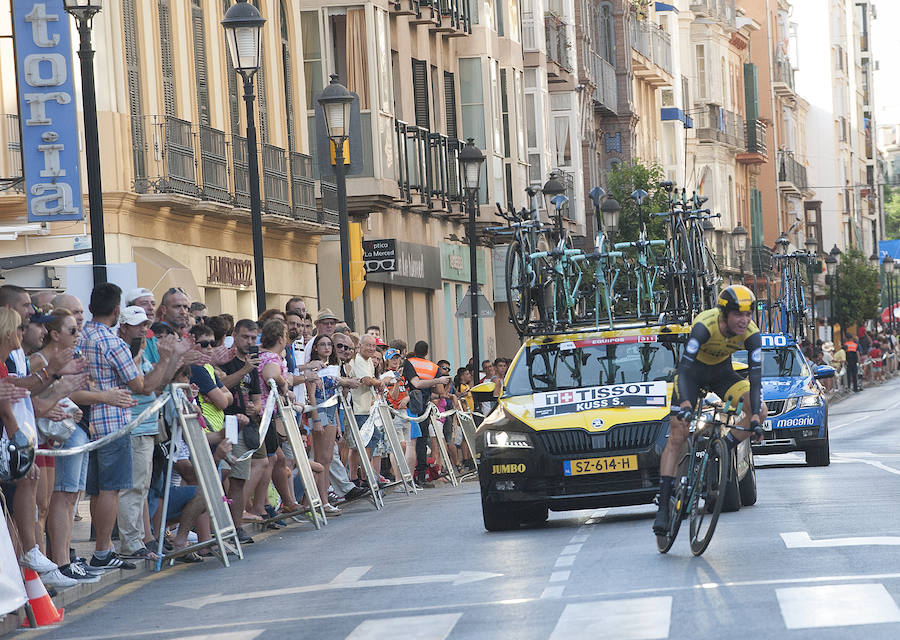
[834,246,880,327]
[885,186,900,240]
[604,160,669,244]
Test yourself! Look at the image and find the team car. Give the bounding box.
[733,333,834,466]
[475,324,756,531]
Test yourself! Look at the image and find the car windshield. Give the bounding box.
[732,346,809,378]
[505,337,682,396]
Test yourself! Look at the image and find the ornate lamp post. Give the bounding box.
[63,0,105,285]
[826,244,842,341]
[318,76,356,328]
[222,0,267,314]
[458,139,485,377]
[600,197,621,240]
[731,223,748,285]
[805,235,818,339]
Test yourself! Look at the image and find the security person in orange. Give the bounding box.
[843,335,860,392]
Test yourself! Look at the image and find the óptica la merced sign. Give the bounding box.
[12,0,83,223]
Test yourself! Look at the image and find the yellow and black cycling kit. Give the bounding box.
[671,308,763,416]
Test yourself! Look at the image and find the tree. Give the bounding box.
[604,160,668,243]
[885,186,900,239]
[834,246,880,329]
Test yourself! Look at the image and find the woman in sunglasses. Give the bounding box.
[306,334,345,515]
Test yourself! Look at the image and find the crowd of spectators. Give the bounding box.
[803,325,898,392]
[0,283,510,591]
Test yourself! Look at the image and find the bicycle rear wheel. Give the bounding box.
[505,240,532,335]
[689,438,728,556]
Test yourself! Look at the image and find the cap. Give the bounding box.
[315,308,340,323]
[375,337,388,347]
[29,306,54,324]
[383,348,401,361]
[120,306,149,326]
[126,287,154,305]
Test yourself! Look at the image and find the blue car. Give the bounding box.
[734,333,834,466]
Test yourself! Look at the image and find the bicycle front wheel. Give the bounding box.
[656,481,686,554]
[689,438,728,555]
[505,240,532,335]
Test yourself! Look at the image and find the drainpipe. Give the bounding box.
[765,0,783,235]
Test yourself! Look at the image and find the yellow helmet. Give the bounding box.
[717,284,755,313]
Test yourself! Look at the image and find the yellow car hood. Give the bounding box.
[499,383,673,432]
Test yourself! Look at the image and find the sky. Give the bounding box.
[873,1,900,127]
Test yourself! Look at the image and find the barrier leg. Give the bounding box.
[277,396,325,529]
[341,397,384,509]
[155,414,181,571]
[455,411,480,478]
[428,408,458,487]
[377,403,416,495]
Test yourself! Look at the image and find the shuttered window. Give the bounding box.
[123,0,146,191]
[412,58,430,129]
[500,68,510,157]
[192,0,210,126]
[444,71,457,139]
[743,62,758,121]
[159,0,176,117]
[257,65,270,144]
[223,0,241,135]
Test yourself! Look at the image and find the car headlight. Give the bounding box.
[484,430,534,449]
[799,394,823,408]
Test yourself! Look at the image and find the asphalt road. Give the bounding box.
[29,377,900,640]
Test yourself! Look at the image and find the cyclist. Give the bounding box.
[653,284,765,535]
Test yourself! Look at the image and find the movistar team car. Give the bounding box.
[475,324,755,531]
[734,333,834,467]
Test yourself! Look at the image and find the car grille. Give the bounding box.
[525,471,660,495]
[536,422,663,456]
[766,399,786,416]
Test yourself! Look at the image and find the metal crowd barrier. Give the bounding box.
[337,394,385,510]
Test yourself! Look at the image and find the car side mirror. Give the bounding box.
[814,365,835,379]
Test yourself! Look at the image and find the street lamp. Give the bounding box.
[63,0,106,285]
[458,139,485,379]
[318,75,356,329]
[825,251,839,342]
[731,223,748,283]
[775,232,790,256]
[804,236,818,339]
[600,197,621,239]
[222,0,267,315]
[884,257,896,331]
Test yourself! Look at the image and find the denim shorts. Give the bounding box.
[316,405,338,427]
[54,428,90,493]
[148,485,198,522]
[86,433,133,495]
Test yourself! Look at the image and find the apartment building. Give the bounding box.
[795,0,879,255]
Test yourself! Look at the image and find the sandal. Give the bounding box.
[175,551,204,563]
[242,512,264,523]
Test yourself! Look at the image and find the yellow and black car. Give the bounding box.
[475,323,755,531]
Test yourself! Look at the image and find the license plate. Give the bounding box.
[563,455,638,476]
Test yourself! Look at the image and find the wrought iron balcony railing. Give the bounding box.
[778,150,808,192]
[394,119,463,212]
[545,14,571,71]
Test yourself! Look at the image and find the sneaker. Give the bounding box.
[59,562,101,584]
[20,545,57,574]
[236,528,255,544]
[652,507,670,536]
[89,551,136,571]
[39,568,77,589]
[343,486,370,502]
[420,481,436,489]
[323,503,342,516]
[71,557,105,576]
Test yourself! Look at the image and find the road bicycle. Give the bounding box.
[770,250,811,339]
[650,182,695,322]
[656,399,757,556]
[613,189,667,321]
[682,191,722,311]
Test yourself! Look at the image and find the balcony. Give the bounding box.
[772,57,796,98]
[778,150,809,195]
[392,0,471,37]
[545,14,573,80]
[750,244,772,276]
[630,19,673,87]
[1,115,23,192]
[695,105,745,150]
[584,50,617,115]
[737,119,768,164]
[689,0,736,28]
[394,119,464,213]
[134,115,325,229]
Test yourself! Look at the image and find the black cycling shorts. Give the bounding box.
[672,359,750,412]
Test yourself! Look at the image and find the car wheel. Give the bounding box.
[481,498,520,531]
[521,504,549,525]
[739,450,758,506]
[722,452,742,513]
[806,439,830,467]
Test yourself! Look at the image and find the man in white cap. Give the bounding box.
[126,288,155,321]
[304,308,340,360]
[116,306,164,560]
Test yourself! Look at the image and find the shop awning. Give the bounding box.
[132,246,200,302]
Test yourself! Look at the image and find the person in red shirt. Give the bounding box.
[869,339,883,382]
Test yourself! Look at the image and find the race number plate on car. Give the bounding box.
[533,381,667,418]
[563,455,639,476]
[763,420,773,431]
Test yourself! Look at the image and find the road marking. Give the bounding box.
[554,555,575,568]
[168,568,503,609]
[549,571,570,583]
[549,597,672,640]
[570,533,589,543]
[561,544,583,555]
[345,613,461,640]
[777,584,900,629]
[540,586,565,599]
[782,531,900,548]
[179,632,265,640]
[331,566,373,583]
[835,455,900,477]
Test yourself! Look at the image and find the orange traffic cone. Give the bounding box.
[19,568,64,627]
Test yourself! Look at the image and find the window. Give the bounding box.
[500,69,511,157]
[695,44,707,101]
[495,0,504,36]
[280,1,295,151]
[375,9,392,113]
[490,60,502,153]
[123,0,146,190]
[508,0,520,42]
[412,59,430,129]
[514,70,526,160]
[301,12,322,108]
[192,0,210,126]
[459,58,487,201]
[598,2,615,64]
[392,51,402,118]
[444,71,458,139]
[159,0,176,117]
[431,64,442,133]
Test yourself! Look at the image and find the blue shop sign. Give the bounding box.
[13,1,83,222]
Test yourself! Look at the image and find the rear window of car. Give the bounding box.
[732,346,809,378]
[505,336,682,396]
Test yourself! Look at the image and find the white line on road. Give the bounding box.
[777,583,900,629]
[570,534,589,543]
[345,613,462,640]
[549,597,672,640]
[554,555,575,568]
[540,586,565,599]
[549,571,571,583]
[178,632,265,640]
[833,455,900,477]
[782,531,900,548]
[560,544,583,555]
